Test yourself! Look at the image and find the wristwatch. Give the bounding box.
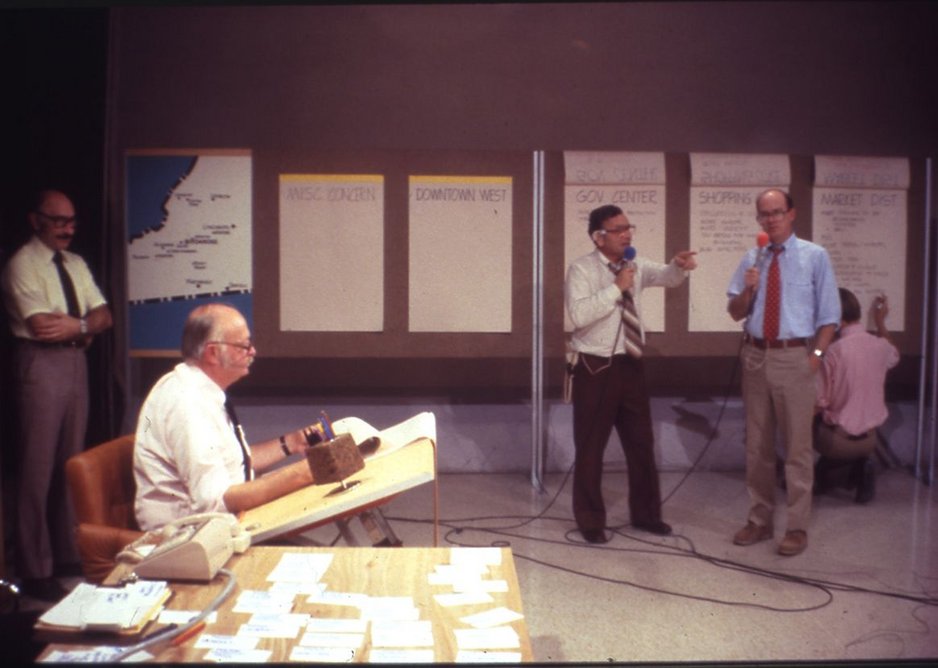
[812,348,824,359]
[79,318,88,335]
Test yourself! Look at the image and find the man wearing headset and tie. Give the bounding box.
[565,204,697,545]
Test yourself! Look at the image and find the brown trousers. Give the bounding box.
[571,353,663,532]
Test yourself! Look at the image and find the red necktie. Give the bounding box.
[762,246,783,341]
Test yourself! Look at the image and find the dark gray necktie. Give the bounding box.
[224,399,253,481]
[52,251,81,318]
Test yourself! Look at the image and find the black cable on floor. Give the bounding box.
[385,490,938,611]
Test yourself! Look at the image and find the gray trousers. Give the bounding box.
[14,341,87,579]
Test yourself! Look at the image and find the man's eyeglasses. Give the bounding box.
[600,224,636,236]
[34,211,78,228]
[756,209,789,222]
[208,340,255,352]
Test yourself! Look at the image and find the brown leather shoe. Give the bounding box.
[778,530,808,556]
[732,521,773,546]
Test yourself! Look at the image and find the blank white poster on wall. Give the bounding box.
[563,151,667,333]
[813,155,909,332]
[688,153,790,332]
[279,174,384,331]
[408,175,512,333]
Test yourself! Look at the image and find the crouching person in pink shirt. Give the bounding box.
[814,289,899,503]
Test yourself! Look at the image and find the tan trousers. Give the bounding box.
[741,344,816,532]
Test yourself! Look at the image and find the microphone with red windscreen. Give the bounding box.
[755,232,770,266]
[745,232,772,319]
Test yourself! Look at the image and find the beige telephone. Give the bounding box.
[117,513,251,582]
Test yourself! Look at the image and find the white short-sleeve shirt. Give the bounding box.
[1,235,107,339]
[133,362,247,530]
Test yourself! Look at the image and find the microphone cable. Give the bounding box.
[492,314,629,533]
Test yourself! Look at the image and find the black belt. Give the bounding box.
[580,352,626,362]
[821,421,872,441]
[17,338,85,349]
[745,335,808,349]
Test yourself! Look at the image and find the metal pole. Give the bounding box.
[915,158,932,481]
[531,150,546,491]
[916,158,938,485]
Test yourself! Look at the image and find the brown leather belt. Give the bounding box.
[745,335,807,350]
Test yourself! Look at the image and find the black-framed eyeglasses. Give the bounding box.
[208,340,255,352]
[600,224,636,235]
[756,209,789,222]
[34,211,79,228]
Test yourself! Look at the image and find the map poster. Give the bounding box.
[563,151,666,333]
[408,175,513,333]
[126,150,253,354]
[687,153,790,332]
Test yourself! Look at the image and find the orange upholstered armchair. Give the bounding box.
[65,434,144,582]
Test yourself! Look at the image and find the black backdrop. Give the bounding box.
[1,9,112,581]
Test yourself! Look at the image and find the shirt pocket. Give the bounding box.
[783,275,814,303]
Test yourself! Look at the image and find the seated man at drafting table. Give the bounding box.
[133,303,330,531]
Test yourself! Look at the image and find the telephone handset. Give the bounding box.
[118,512,251,582]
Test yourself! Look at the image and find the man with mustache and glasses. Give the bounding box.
[133,303,325,532]
[565,204,697,545]
[1,189,113,601]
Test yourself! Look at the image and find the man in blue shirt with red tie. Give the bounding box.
[726,189,840,556]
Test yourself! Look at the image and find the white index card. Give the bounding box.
[450,546,503,566]
[433,591,494,607]
[204,647,272,662]
[237,622,301,638]
[298,632,365,649]
[370,620,435,648]
[306,618,368,634]
[267,552,335,582]
[289,645,358,663]
[456,650,523,663]
[233,589,296,614]
[158,610,218,625]
[460,607,524,628]
[369,648,436,663]
[195,634,260,650]
[454,626,520,650]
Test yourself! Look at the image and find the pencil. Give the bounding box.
[320,411,335,440]
[171,620,207,646]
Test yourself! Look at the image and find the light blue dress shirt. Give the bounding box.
[726,233,841,339]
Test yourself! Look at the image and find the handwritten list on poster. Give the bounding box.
[813,156,909,331]
[408,175,512,333]
[563,151,667,332]
[688,153,790,332]
[279,174,385,332]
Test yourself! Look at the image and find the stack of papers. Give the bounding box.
[37,580,171,634]
[331,411,436,461]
